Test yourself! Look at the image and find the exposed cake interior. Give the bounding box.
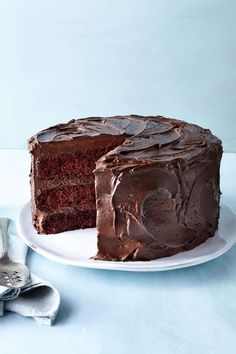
[31,135,126,234]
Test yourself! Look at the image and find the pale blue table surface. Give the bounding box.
[0,150,236,354]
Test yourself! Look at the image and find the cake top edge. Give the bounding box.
[28,115,222,163]
[28,114,221,144]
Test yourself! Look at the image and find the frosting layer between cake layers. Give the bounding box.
[28,115,222,261]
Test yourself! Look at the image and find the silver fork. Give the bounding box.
[0,218,30,288]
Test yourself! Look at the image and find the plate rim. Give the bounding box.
[16,202,236,272]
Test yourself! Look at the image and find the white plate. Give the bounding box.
[16,202,236,272]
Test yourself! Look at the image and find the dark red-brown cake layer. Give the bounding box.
[36,144,123,180]
[36,184,95,211]
[34,208,96,234]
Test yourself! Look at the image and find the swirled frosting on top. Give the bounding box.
[32,115,220,163]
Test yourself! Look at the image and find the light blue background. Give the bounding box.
[0,0,236,150]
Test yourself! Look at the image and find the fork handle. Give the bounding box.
[0,218,10,259]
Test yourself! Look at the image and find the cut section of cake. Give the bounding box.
[28,120,126,234]
[28,115,222,261]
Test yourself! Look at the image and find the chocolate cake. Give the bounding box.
[28,115,222,261]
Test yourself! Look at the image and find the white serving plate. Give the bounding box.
[16,202,236,272]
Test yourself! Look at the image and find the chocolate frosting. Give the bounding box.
[29,115,222,261]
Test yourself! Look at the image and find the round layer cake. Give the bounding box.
[28,115,222,261]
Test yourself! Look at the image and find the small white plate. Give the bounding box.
[16,202,236,272]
